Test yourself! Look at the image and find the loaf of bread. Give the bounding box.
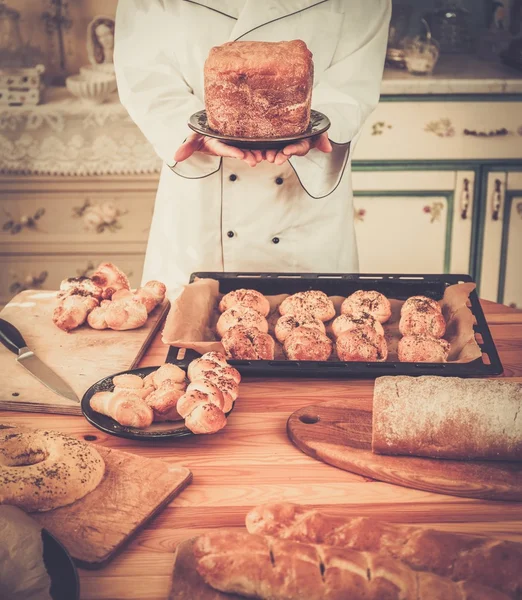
[193,530,508,600]
[245,503,522,598]
[204,40,313,138]
[372,376,522,461]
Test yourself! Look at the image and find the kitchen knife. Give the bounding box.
[0,318,79,403]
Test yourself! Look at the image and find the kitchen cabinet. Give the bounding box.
[479,170,522,308]
[352,170,474,275]
[0,175,157,305]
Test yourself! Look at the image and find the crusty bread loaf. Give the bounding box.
[245,503,522,598]
[194,530,508,600]
[204,40,313,138]
[372,376,522,461]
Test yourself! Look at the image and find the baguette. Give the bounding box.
[245,503,522,598]
[193,530,508,600]
[372,376,522,461]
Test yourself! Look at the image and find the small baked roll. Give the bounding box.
[279,291,335,322]
[331,313,384,339]
[399,309,446,338]
[284,327,333,361]
[221,325,275,361]
[219,289,270,317]
[152,363,186,387]
[186,380,225,411]
[177,389,212,419]
[197,370,239,411]
[113,385,155,400]
[341,290,391,324]
[200,351,229,367]
[401,295,442,316]
[112,374,143,389]
[398,335,450,363]
[188,359,221,382]
[274,314,326,344]
[336,326,388,362]
[145,383,185,422]
[185,403,227,435]
[217,306,269,337]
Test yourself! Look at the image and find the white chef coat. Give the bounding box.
[114,0,391,299]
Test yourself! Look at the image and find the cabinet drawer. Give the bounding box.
[0,189,155,252]
[1,254,145,306]
[354,101,522,161]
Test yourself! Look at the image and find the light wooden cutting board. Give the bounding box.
[287,400,522,502]
[0,290,169,415]
[33,445,192,569]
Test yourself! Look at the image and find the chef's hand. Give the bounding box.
[265,133,333,165]
[174,133,261,167]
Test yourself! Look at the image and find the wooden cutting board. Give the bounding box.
[33,445,192,569]
[0,290,170,415]
[287,400,522,502]
[170,539,241,599]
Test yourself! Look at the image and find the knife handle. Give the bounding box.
[0,318,27,355]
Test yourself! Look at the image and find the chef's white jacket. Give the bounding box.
[114,0,391,298]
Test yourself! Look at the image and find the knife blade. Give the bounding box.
[0,318,79,403]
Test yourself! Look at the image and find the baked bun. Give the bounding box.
[336,326,388,362]
[284,327,333,361]
[398,335,450,363]
[200,351,229,367]
[184,402,227,435]
[279,291,335,322]
[341,290,392,324]
[331,313,384,339]
[399,309,446,338]
[197,369,239,411]
[275,314,326,343]
[186,381,225,411]
[152,363,186,386]
[219,289,270,317]
[177,389,213,419]
[401,295,442,316]
[217,306,269,337]
[221,325,275,360]
[188,359,221,382]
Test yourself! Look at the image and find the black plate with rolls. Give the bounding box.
[166,272,503,379]
[81,366,234,441]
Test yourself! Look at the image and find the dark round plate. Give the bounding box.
[42,529,80,600]
[81,366,233,441]
[188,109,331,150]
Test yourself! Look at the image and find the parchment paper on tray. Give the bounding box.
[162,278,482,363]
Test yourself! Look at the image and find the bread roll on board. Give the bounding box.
[193,530,508,600]
[245,503,522,598]
[372,376,522,461]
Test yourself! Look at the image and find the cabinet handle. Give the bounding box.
[460,178,471,220]
[492,179,503,221]
[463,128,509,137]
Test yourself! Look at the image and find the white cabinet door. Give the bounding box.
[352,170,474,275]
[480,171,522,307]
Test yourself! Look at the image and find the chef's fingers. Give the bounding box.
[205,137,245,160]
[251,150,264,163]
[265,149,277,163]
[173,133,203,162]
[242,150,258,167]
[314,133,333,153]
[274,151,290,165]
[281,139,311,158]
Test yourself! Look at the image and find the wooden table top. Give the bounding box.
[2,299,522,600]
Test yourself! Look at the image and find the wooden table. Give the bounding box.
[3,300,522,600]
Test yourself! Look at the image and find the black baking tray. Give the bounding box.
[166,272,503,378]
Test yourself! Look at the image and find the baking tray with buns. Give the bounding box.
[165,272,503,378]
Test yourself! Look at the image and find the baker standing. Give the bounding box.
[115,0,391,299]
